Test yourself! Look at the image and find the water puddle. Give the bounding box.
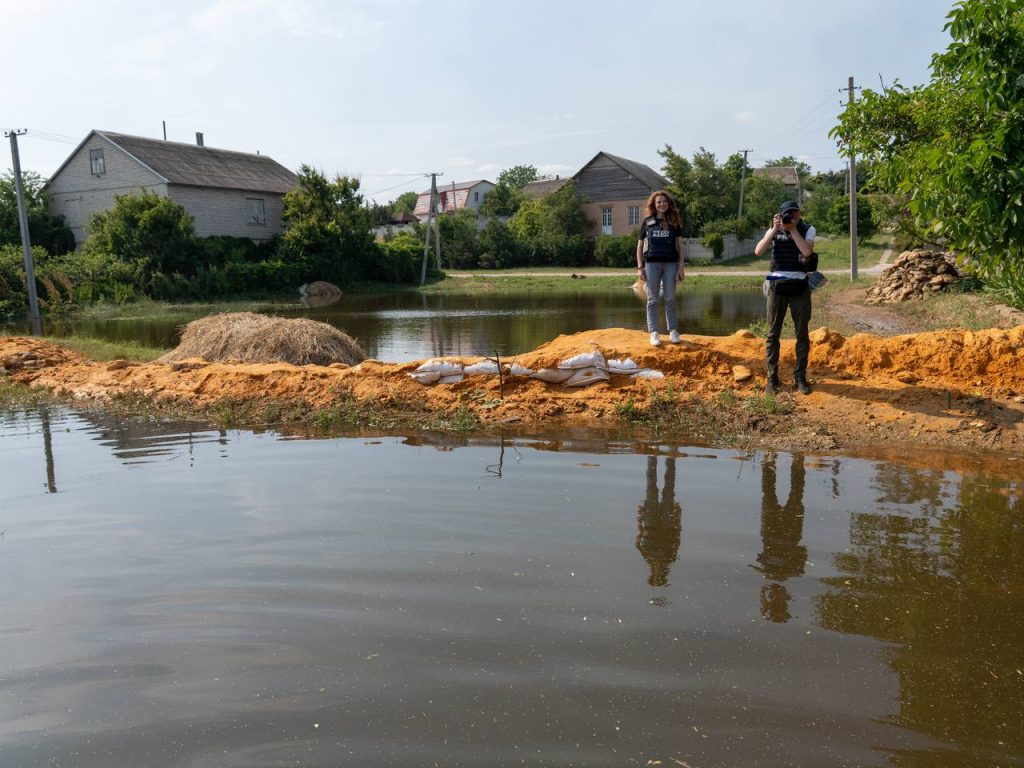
[1,408,1021,766]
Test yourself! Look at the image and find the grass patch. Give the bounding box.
[744,392,794,416]
[885,291,1023,331]
[0,378,57,410]
[49,335,168,362]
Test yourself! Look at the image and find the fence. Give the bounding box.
[684,234,760,262]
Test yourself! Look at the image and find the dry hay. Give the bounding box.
[158,312,365,366]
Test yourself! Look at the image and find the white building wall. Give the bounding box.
[46,134,167,246]
[166,185,286,241]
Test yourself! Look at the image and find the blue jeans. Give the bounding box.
[645,261,679,333]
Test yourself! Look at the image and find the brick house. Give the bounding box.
[412,179,496,217]
[572,152,669,238]
[46,130,298,247]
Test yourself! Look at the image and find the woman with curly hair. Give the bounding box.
[636,190,686,346]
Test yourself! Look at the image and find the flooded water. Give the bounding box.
[1,408,1022,767]
[24,287,765,362]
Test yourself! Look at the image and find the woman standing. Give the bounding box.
[636,190,686,346]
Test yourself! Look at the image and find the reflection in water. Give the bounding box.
[753,453,807,622]
[816,466,1024,765]
[635,456,682,587]
[40,408,57,494]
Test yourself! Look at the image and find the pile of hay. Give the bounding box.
[158,312,365,366]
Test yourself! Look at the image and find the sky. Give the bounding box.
[2,0,954,203]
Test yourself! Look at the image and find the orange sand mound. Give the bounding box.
[3,326,1024,457]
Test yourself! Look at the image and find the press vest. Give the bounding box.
[770,220,812,272]
[641,217,681,262]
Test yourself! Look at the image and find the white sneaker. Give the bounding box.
[669,330,681,344]
[649,332,661,347]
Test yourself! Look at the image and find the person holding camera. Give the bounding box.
[754,200,817,395]
[636,190,686,347]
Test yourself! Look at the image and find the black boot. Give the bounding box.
[795,374,811,395]
[765,377,780,395]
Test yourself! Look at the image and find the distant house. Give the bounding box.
[412,179,495,217]
[752,166,803,204]
[522,176,567,199]
[571,152,669,237]
[371,210,419,239]
[46,130,298,247]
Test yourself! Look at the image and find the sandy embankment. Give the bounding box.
[3,326,1024,458]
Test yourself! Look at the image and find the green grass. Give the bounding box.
[49,335,168,362]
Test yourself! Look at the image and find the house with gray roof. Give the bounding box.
[752,165,803,204]
[46,130,298,246]
[570,151,669,237]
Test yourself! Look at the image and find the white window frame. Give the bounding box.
[601,206,613,235]
[628,205,640,226]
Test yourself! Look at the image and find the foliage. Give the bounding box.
[826,194,878,242]
[594,233,638,267]
[0,171,75,254]
[763,155,812,180]
[832,0,1024,296]
[391,191,419,216]
[479,181,526,218]
[83,190,198,283]
[738,175,788,232]
[702,232,725,260]
[497,165,540,190]
[437,208,481,269]
[508,181,590,266]
[659,145,740,236]
[477,219,523,269]
[281,165,376,285]
[374,231,425,283]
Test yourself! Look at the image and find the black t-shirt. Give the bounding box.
[639,217,681,262]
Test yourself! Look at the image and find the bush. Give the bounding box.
[594,233,638,267]
[374,232,423,283]
[477,220,523,269]
[702,232,725,260]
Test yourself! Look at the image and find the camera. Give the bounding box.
[781,212,793,225]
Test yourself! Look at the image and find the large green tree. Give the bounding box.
[508,181,590,265]
[0,171,75,254]
[497,164,540,190]
[833,0,1024,289]
[281,165,375,284]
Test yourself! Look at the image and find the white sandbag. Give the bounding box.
[557,350,607,370]
[530,368,576,384]
[416,358,463,375]
[564,367,611,387]
[438,373,464,385]
[463,360,500,375]
[505,362,533,376]
[606,357,639,373]
[631,369,665,380]
[410,371,441,385]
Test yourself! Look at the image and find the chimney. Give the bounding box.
[195,132,204,147]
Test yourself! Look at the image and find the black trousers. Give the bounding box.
[765,286,811,382]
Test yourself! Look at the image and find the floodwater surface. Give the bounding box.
[26,287,766,362]
[1,409,1022,767]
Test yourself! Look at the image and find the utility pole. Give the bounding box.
[419,172,444,286]
[5,129,42,335]
[847,76,859,281]
[737,148,752,219]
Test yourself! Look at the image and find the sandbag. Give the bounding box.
[463,360,500,375]
[530,368,576,384]
[564,367,611,387]
[606,357,638,373]
[631,369,665,380]
[558,350,607,370]
[417,358,464,374]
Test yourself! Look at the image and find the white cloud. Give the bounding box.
[735,111,755,123]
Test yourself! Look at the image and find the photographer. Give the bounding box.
[754,200,817,395]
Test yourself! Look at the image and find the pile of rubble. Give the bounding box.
[865,250,963,304]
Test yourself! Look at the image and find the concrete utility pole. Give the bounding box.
[5,129,42,335]
[737,148,752,219]
[419,172,444,286]
[847,76,859,281]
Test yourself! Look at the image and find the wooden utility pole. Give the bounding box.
[5,129,42,335]
[737,148,752,219]
[847,76,859,280]
[419,172,443,286]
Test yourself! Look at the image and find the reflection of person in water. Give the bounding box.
[636,456,682,587]
[753,453,807,622]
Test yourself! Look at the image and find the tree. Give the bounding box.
[826,194,877,242]
[84,189,197,280]
[281,165,376,285]
[479,182,526,218]
[833,0,1024,284]
[497,164,540,190]
[0,171,75,254]
[391,191,419,216]
[658,145,739,236]
[508,181,590,265]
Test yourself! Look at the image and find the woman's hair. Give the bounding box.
[643,190,684,230]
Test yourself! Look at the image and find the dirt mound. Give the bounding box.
[866,250,963,304]
[158,312,365,366]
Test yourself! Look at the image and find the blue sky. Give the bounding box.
[2,0,953,203]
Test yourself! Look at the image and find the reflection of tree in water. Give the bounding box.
[635,456,682,587]
[816,469,1024,765]
[753,453,807,623]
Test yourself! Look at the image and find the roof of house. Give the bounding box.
[576,151,668,191]
[51,130,298,194]
[522,177,568,199]
[416,178,493,195]
[753,166,801,186]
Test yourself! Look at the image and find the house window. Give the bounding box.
[247,198,266,225]
[628,205,640,226]
[89,149,105,175]
[601,207,613,235]
[474,191,479,203]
